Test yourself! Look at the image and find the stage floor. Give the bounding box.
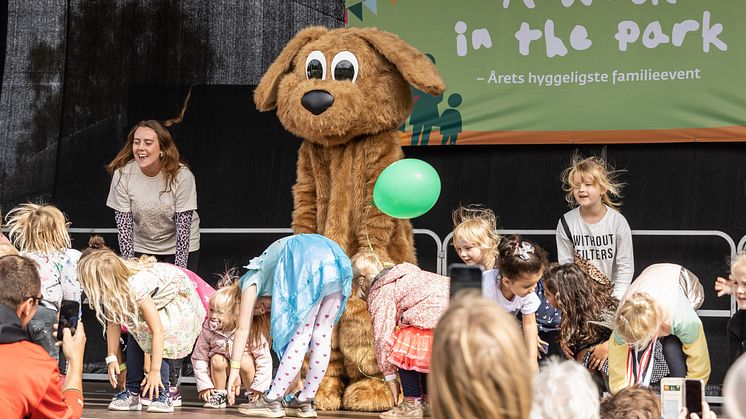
[82,382,380,418]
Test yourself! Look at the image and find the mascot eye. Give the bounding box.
[305,50,327,80]
[331,51,359,83]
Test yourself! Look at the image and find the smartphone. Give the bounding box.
[448,263,483,298]
[56,300,80,341]
[660,377,684,419]
[685,379,704,416]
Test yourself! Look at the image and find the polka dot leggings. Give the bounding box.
[266,291,342,402]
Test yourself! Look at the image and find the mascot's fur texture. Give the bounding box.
[254,26,445,411]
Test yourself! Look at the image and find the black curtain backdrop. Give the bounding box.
[0,1,742,389]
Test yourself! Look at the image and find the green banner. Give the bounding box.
[346,0,746,145]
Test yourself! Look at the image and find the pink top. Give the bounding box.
[0,234,10,244]
[190,319,272,393]
[367,263,450,377]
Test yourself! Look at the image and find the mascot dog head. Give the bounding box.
[254,26,445,146]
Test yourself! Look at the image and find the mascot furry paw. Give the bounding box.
[254,26,445,411]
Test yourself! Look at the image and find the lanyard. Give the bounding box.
[625,335,657,387]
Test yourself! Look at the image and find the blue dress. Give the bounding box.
[239,234,352,358]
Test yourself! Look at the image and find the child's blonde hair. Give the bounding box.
[5,203,72,253]
[429,291,532,419]
[351,251,389,299]
[615,292,661,350]
[562,152,625,209]
[731,252,746,272]
[452,205,501,266]
[214,269,271,348]
[77,249,150,330]
[0,243,19,257]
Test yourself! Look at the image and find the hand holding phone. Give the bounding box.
[57,300,80,341]
[448,264,483,298]
[684,379,704,417]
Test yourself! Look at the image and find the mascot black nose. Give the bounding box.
[301,90,334,115]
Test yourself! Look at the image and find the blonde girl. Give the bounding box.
[556,153,634,299]
[77,250,206,413]
[192,276,272,409]
[608,264,710,394]
[5,203,82,360]
[429,291,532,419]
[355,255,449,418]
[714,252,746,366]
[452,205,500,271]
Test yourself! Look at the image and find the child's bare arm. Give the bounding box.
[522,313,539,372]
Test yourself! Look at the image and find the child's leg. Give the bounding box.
[297,292,343,402]
[419,372,428,399]
[398,369,423,399]
[265,303,323,400]
[125,335,146,394]
[210,354,229,390]
[166,358,183,388]
[239,353,256,394]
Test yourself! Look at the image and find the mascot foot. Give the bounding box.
[313,376,343,411]
[342,377,394,412]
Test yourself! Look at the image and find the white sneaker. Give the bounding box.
[147,392,174,413]
[108,390,142,411]
[203,390,228,408]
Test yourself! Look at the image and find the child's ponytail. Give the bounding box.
[497,235,548,280]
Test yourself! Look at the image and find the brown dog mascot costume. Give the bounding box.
[254,26,445,411]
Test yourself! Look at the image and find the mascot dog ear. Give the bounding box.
[254,26,329,111]
[350,27,445,96]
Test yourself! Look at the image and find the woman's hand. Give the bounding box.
[715,276,733,297]
[588,341,609,370]
[107,361,120,388]
[387,380,400,406]
[226,369,241,405]
[677,402,717,419]
[199,389,214,402]
[141,369,164,400]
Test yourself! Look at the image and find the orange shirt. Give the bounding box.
[0,340,83,418]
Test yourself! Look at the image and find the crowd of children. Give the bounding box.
[1,150,744,419]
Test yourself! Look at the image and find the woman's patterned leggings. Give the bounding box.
[266,292,343,402]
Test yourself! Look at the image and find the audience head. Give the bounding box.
[497,236,547,298]
[562,152,625,210]
[529,358,600,419]
[5,203,72,253]
[0,255,41,327]
[615,292,661,350]
[724,353,746,419]
[430,291,532,419]
[544,263,617,348]
[599,386,660,419]
[77,248,140,329]
[452,204,500,270]
[350,251,388,299]
[731,252,746,310]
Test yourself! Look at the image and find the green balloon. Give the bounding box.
[373,159,441,219]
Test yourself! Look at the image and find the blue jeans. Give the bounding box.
[126,334,170,395]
